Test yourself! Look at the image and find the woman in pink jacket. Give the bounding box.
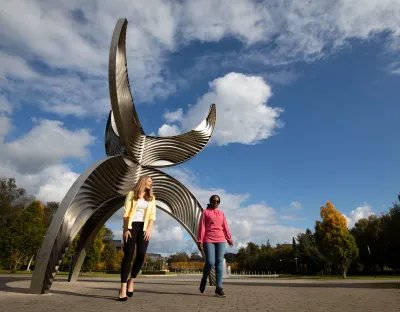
[197,194,233,298]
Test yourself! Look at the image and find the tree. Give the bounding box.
[0,178,29,228]
[101,227,117,270]
[297,229,329,274]
[292,237,300,259]
[102,227,114,244]
[169,252,190,263]
[190,252,203,261]
[3,200,45,271]
[114,250,124,271]
[43,201,59,228]
[60,234,79,271]
[224,252,237,263]
[380,198,400,270]
[82,226,105,272]
[315,201,359,278]
[351,215,384,271]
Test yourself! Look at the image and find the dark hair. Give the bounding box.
[207,194,221,208]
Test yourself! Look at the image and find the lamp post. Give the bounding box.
[280,259,282,274]
[294,257,298,273]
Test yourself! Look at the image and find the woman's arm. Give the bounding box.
[197,211,205,243]
[144,219,154,241]
[123,191,134,220]
[148,197,156,222]
[144,198,156,241]
[222,213,233,246]
[123,191,134,242]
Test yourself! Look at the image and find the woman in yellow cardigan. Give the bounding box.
[118,176,156,301]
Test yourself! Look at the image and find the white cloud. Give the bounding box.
[30,165,80,203]
[180,0,400,63]
[343,202,375,229]
[0,162,80,203]
[179,0,271,45]
[0,117,95,202]
[157,124,181,137]
[1,119,95,174]
[106,206,189,254]
[168,72,283,146]
[280,215,306,221]
[0,114,12,141]
[2,0,400,119]
[0,96,12,114]
[0,0,178,117]
[0,51,37,81]
[163,108,183,123]
[290,201,302,209]
[280,201,305,221]
[162,167,303,249]
[235,203,277,224]
[388,61,400,75]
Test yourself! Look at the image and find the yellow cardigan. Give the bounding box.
[122,191,156,230]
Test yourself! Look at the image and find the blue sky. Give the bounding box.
[1,0,399,255]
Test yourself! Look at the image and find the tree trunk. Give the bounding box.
[342,269,347,279]
[13,255,23,271]
[26,254,34,271]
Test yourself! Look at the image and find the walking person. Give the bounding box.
[197,195,233,298]
[118,176,156,301]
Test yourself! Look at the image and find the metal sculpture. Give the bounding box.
[30,18,217,294]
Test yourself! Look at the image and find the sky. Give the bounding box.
[1,0,400,256]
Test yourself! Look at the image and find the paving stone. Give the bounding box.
[0,275,399,312]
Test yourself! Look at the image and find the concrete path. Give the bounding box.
[1,275,399,312]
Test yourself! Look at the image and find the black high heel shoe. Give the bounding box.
[127,288,134,297]
[127,279,134,297]
[118,290,127,301]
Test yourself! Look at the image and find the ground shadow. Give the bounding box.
[49,289,119,301]
[0,276,31,294]
[90,287,205,297]
[2,275,399,297]
[73,278,194,287]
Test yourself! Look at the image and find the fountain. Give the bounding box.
[223,258,231,278]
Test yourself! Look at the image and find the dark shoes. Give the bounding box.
[118,290,127,301]
[199,278,207,293]
[199,279,226,298]
[127,288,134,297]
[215,286,226,298]
[127,278,134,297]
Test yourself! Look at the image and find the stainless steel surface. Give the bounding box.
[30,18,217,294]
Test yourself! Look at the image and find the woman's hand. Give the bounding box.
[198,242,203,250]
[124,230,132,243]
[228,241,234,248]
[144,227,152,241]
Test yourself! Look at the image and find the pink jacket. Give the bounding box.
[197,208,233,244]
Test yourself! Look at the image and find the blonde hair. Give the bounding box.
[132,176,154,201]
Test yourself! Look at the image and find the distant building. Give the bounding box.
[112,239,123,252]
[146,253,163,262]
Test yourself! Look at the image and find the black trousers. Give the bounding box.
[120,222,149,283]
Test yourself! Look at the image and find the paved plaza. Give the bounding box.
[0,274,399,312]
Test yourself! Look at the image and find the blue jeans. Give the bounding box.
[202,242,225,287]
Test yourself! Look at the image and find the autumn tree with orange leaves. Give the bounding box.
[315,201,358,278]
